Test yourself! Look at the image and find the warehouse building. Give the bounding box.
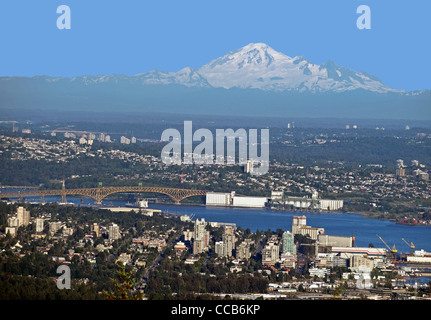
[206,191,268,208]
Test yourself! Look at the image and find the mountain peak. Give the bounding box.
[38,43,401,94]
[241,42,271,50]
[196,44,400,93]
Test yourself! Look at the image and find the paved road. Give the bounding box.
[143,227,184,281]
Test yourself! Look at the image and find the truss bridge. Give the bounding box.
[0,186,208,204]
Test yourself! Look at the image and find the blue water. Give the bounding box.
[5,192,431,253]
[149,203,431,253]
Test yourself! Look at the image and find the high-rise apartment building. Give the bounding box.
[215,241,224,256]
[109,223,121,241]
[236,241,251,260]
[35,218,44,233]
[16,206,30,227]
[49,221,62,235]
[292,215,325,240]
[193,218,209,254]
[282,231,295,255]
[221,225,235,257]
[92,223,100,237]
[262,242,279,266]
[244,160,253,174]
[396,167,405,177]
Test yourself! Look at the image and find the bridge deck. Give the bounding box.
[0,186,207,203]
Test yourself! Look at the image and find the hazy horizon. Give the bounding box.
[0,0,430,91]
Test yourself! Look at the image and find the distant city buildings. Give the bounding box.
[120,136,137,144]
[396,158,429,180]
[120,136,130,144]
[6,206,33,237]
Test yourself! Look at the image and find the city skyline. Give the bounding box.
[0,0,430,306]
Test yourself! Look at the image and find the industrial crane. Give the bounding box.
[402,238,415,254]
[377,234,397,253]
[376,234,398,266]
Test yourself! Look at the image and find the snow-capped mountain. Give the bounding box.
[134,67,211,87]
[195,43,400,93]
[40,67,212,88]
[19,43,401,93]
[1,42,429,120]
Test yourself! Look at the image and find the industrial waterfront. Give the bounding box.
[6,191,430,254]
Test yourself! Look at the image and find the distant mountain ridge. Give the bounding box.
[0,43,430,120]
[13,43,406,93]
[196,43,400,93]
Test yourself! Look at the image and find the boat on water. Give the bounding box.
[125,199,148,209]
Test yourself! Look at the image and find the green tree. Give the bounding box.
[104,262,143,300]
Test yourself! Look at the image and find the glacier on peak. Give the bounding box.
[25,42,403,94]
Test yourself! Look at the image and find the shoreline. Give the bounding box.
[3,190,430,227]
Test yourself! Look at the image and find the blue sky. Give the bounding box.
[0,0,430,91]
